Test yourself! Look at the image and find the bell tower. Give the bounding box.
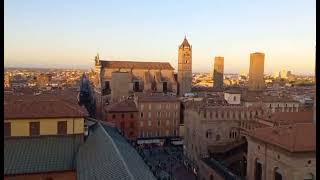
[93,53,102,89]
[178,36,192,96]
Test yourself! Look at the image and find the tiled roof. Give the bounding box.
[248,123,316,152]
[270,111,313,124]
[241,94,298,103]
[77,122,156,180]
[135,93,179,102]
[105,100,138,112]
[4,100,88,119]
[4,88,81,106]
[4,135,82,175]
[100,60,174,70]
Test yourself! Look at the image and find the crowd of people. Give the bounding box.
[136,143,195,180]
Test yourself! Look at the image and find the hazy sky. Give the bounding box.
[4,0,316,75]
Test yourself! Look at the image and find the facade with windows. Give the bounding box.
[4,100,87,138]
[134,93,180,140]
[104,99,139,140]
[184,97,265,178]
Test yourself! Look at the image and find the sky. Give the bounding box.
[4,0,316,75]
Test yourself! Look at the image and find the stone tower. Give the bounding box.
[178,36,192,96]
[248,52,265,91]
[213,56,224,90]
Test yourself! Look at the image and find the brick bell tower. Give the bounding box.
[178,36,192,96]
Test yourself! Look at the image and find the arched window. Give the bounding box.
[233,96,236,101]
[204,111,207,118]
[274,167,283,180]
[210,112,212,118]
[210,174,214,180]
[304,173,314,180]
[206,129,212,139]
[229,132,232,138]
[255,111,258,116]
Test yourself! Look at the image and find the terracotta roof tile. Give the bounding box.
[105,100,138,112]
[270,111,313,124]
[100,60,174,70]
[248,123,316,152]
[5,98,88,120]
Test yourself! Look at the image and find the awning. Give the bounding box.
[137,139,161,144]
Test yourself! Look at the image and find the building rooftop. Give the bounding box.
[263,111,313,125]
[248,123,316,152]
[4,99,88,120]
[77,122,156,180]
[105,99,138,113]
[241,94,298,103]
[5,120,156,179]
[100,60,174,70]
[179,37,191,48]
[4,135,82,175]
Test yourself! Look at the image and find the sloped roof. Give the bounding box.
[179,37,191,48]
[270,111,313,124]
[77,122,156,180]
[4,135,82,175]
[4,99,88,119]
[100,60,174,70]
[248,123,316,152]
[105,100,138,113]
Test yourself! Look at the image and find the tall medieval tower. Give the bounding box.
[178,36,192,96]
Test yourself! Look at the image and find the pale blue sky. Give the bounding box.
[4,0,316,74]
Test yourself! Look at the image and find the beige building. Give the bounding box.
[134,93,181,139]
[213,56,224,90]
[248,52,265,91]
[110,71,130,103]
[93,54,177,95]
[184,97,264,169]
[246,123,316,180]
[241,93,300,113]
[178,37,192,96]
[92,54,178,118]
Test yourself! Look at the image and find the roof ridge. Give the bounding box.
[100,60,172,64]
[97,123,135,180]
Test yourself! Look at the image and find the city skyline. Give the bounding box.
[4,0,316,75]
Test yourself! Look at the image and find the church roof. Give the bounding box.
[179,37,191,48]
[100,60,174,70]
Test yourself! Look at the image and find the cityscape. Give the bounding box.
[4,1,316,180]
